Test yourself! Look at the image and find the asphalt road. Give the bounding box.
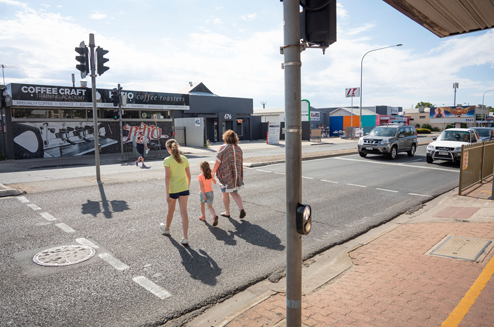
[0,145,460,327]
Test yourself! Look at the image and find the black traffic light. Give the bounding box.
[75,41,89,79]
[300,0,337,51]
[296,203,312,235]
[96,47,110,76]
[113,110,119,120]
[111,89,119,106]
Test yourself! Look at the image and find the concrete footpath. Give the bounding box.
[188,181,494,327]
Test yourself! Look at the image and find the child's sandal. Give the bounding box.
[199,216,206,222]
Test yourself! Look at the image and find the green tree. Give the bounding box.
[415,101,434,108]
[488,106,493,112]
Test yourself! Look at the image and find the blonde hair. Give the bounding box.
[166,139,182,163]
[223,129,239,146]
[200,161,212,179]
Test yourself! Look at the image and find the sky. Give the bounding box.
[1,0,493,110]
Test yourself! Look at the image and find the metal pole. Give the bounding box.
[351,97,353,135]
[283,0,302,325]
[118,84,124,159]
[89,33,101,181]
[72,73,75,87]
[359,44,402,128]
[482,90,494,127]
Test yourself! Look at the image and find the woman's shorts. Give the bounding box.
[219,184,239,193]
[169,190,190,199]
[199,191,214,204]
[136,144,144,156]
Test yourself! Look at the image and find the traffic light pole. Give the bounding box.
[118,84,124,159]
[89,33,101,181]
[283,0,303,325]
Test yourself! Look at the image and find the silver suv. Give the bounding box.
[357,125,418,159]
[426,128,480,164]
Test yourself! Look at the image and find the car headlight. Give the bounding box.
[380,139,389,145]
[427,145,435,150]
[455,147,461,151]
[358,138,364,145]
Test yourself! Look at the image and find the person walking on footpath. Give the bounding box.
[212,130,245,226]
[135,131,149,168]
[160,139,191,245]
[197,161,219,226]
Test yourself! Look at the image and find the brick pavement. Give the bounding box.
[225,221,494,327]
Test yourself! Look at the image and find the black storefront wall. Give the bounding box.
[4,83,187,159]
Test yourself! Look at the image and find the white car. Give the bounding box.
[426,128,481,164]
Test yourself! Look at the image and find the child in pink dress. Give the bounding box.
[197,161,219,226]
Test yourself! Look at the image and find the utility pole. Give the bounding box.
[283,0,302,325]
[89,33,101,181]
[118,84,124,159]
[453,82,459,106]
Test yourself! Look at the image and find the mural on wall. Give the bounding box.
[12,121,171,159]
[430,106,475,119]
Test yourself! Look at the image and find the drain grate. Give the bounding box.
[33,245,95,267]
[430,236,492,262]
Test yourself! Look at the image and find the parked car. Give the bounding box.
[471,127,494,141]
[357,125,418,159]
[426,128,481,164]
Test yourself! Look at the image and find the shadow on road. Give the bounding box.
[225,217,285,251]
[167,236,222,286]
[81,182,129,218]
[205,221,237,246]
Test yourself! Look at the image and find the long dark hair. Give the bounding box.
[200,161,212,179]
[166,139,182,163]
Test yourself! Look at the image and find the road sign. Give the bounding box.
[345,87,360,98]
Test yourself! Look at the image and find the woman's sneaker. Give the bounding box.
[135,161,138,166]
[181,238,189,245]
[160,223,170,235]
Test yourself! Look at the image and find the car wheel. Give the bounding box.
[407,144,416,157]
[426,155,433,164]
[359,152,367,158]
[387,146,397,160]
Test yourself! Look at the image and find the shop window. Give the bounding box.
[60,109,86,119]
[122,110,139,119]
[87,109,101,119]
[237,119,243,137]
[140,110,170,119]
[12,108,48,118]
[48,109,60,118]
[419,116,426,119]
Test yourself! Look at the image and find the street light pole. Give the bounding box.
[482,89,494,126]
[359,44,402,128]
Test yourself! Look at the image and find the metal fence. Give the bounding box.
[459,140,494,195]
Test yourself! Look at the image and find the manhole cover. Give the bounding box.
[430,236,492,261]
[33,245,95,267]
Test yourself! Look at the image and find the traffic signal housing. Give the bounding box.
[111,89,119,107]
[113,110,119,120]
[300,0,337,52]
[75,42,89,79]
[296,203,312,235]
[96,47,110,76]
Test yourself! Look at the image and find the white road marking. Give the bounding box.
[332,157,457,172]
[256,169,271,173]
[17,196,29,203]
[99,253,129,271]
[40,212,57,221]
[274,172,285,175]
[76,238,99,249]
[376,188,399,193]
[321,180,338,184]
[409,193,431,197]
[347,183,367,188]
[302,176,314,180]
[55,223,75,233]
[27,203,41,210]
[133,276,172,300]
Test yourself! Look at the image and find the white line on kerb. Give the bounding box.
[99,253,129,271]
[376,188,399,193]
[76,238,99,249]
[133,276,172,300]
[40,212,57,221]
[347,183,367,188]
[409,193,431,197]
[321,180,338,184]
[27,203,41,210]
[302,176,314,180]
[17,196,29,203]
[55,223,75,233]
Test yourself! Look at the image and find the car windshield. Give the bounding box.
[473,129,490,137]
[440,130,470,142]
[369,127,397,137]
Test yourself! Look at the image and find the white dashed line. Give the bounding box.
[17,196,29,203]
[409,193,431,197]
[133,276,172,300]
[40,212,57,221]
[321,180,338,184]
[274,172,285,175]
[55,223,75,233]
[302,176,314,180]
[27,203,41,210]
[347,183,367,188]
[333,157,457,172]
[256,169,271,173]
[376,188,399,193]
[99,253,130,271]
[76,238,99,249]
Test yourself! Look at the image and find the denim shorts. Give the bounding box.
[169,190,190,199]
[200,191,214,204]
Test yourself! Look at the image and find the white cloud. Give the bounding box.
[345,23,376,36]
[90,11,106,20]
[205,17,222,25]
[240,13,257,21]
